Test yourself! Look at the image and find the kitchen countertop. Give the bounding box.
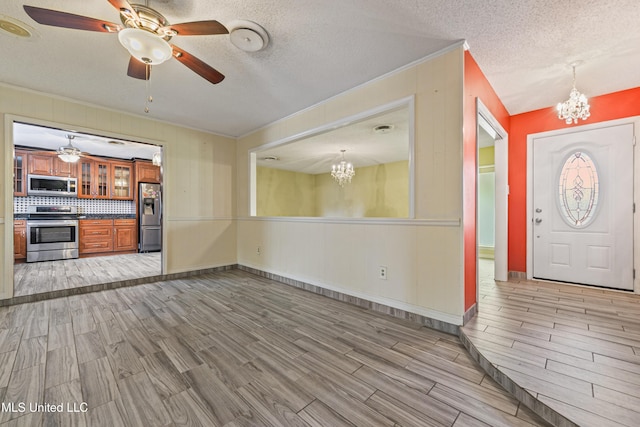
[78,214,136,219]
[14,214,136,219]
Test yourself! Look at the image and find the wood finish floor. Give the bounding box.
[462,259,640,427]
[0,269,549,427]
[13,253,162,297]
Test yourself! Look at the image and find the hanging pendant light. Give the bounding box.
[331,149,355,187]
[57,134,81,163]
[557,63,591,125]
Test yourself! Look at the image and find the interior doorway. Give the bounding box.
[476,99,508,300]
[8,118,164,298]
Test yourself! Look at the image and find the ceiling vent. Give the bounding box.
[0,16,36,39]
[373,124,394,134]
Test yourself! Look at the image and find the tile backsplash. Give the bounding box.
[14,196,135,215]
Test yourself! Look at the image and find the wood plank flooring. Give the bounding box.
[0,269,549,427]
[13,253,162,297]
[461,259,640,427]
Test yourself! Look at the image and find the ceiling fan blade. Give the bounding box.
[171,45,225,84]
[160,20,229,36]
[127,57,151,80]
[107,0,140,22]
[23,5,121,32]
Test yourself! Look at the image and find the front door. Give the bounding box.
[532,123,634,290]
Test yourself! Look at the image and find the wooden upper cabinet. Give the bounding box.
[28,152,54,175]
[13,150,27,196]
[52,156,77,177]
[79,158,111,199]
[135,160,161,184]
[110,161,133,200]
[28,152,77,177]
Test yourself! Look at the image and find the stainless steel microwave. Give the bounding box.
[27,174,78,197]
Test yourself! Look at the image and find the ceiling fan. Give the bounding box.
[23,0,228,84]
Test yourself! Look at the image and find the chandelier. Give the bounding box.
[556,64,590,125]
[57,135,81,163]
[331,150,355,187]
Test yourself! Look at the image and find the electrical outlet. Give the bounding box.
[379,266,387,280]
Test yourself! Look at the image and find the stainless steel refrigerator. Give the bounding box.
[139,183,162,252]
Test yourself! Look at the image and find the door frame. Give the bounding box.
[476,99,509,288]
[527,117,640,294]
[3,114,167,299]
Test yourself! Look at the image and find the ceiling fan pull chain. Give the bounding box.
[144,66,152,113]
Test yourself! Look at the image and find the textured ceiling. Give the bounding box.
[1,0,639,138]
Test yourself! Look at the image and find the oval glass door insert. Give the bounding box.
[558,151,599,227]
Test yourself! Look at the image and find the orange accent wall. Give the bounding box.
[463,51,510,311]
[509,87,640,273]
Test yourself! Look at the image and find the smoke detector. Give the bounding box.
[261,156,279,161]
[228,20,269,52]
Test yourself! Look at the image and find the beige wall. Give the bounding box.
[257,161,409,218]
[315,161,409,218]
[237,45,466,324]
[257,167,316,216]
[1,85,237,298]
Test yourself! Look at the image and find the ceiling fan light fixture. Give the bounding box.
[57,135,81,163]
[118,28,172,64]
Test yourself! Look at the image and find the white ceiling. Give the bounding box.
[1,1,639,139]
[256,106,409,174]
[13,122,160,160]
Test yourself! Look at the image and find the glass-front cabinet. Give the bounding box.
[13,150,27,196]
[111,162,133,200]
[79,159,111,199]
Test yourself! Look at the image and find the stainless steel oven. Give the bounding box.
[26,206,79,263]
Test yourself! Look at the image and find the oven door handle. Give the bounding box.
[26,220,79,227]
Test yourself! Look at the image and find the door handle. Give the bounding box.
[535,218,542,224]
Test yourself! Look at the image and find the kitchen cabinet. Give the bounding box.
[28,152,53,175]
[114,219,137,252]
[79,218,137,256]
[79,219,113,254]
[79,159,110,199]
[28,152,77,177]
[13,220,26,261]
[13,150,27,196]
[135,160,161,184]
[53,156,77,177]
[110,162,133,200]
